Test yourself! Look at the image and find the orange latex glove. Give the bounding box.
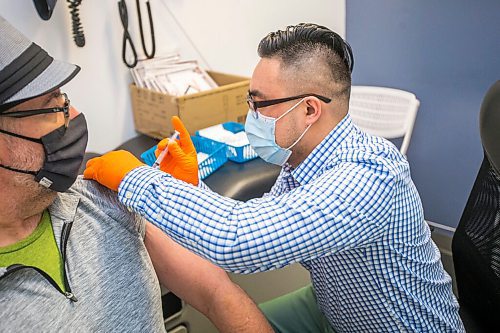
[83,150,145,192]
[155,116,199,186]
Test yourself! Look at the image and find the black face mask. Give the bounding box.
[0,113,88,192]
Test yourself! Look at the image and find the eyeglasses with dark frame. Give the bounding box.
[0,93,71,128]
[246,93,331,119]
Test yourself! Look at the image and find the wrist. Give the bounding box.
[118,166,165,210]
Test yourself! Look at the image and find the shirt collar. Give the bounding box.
[291,114,356,185]
[49,191,80,223]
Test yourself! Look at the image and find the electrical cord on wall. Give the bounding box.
[136,0,155,59]
[66,0,85,47]
[118,0,138,68]
[157,0,211,70]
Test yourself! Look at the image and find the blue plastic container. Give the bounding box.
[140,135,228,180]
[140,146,159,166]
[197,122,258,163]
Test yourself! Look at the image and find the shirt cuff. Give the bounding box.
[118,166,168,213]
[198,180,210,191]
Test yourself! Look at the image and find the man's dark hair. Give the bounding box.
[258,23,354,97]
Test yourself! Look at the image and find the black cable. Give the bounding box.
[118,0,138,68]
[66,0,85,47]
[136,0,156,59]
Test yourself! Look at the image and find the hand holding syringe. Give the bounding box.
[152,130,180,169]
[150,117,198,185]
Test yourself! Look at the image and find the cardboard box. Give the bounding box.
[130,71,250,139]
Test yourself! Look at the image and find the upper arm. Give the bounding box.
[144,222,232,312]
[144,222,273,333]
[218,161,396,270]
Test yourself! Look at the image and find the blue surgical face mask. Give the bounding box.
[245,98,311,166]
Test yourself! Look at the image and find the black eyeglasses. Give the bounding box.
[0,93,71,128]
[247,93,331,118]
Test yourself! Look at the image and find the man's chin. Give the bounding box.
[33,185,57,203]
[18,176,58,204]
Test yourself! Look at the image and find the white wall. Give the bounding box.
[0,0,345,153]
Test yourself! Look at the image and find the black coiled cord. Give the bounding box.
[136,0,155,59]
[118,0,138,68]
[67,0,85,47]
[118,0,155,68]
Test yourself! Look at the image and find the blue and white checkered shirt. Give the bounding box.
[119,115,464,332]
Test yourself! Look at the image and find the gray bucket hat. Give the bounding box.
[0,15,80,112]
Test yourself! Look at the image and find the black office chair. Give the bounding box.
[452,81,500,332]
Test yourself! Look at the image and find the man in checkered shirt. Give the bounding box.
[86,23,465,332]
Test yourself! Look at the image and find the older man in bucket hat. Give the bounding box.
[0,15,272,332]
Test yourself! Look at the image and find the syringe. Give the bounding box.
[152,130,180,169]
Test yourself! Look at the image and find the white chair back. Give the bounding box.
[349,85,420,155]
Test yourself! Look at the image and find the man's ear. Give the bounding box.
[304,97,322,125]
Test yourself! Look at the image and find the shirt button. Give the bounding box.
[125,192,132,199]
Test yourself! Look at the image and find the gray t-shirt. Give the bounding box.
[0,178,165,332]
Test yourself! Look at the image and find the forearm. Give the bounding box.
[144,222,273,333]
[123,166,390,274]
[206,282,274,333]
[120,167,324,272]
